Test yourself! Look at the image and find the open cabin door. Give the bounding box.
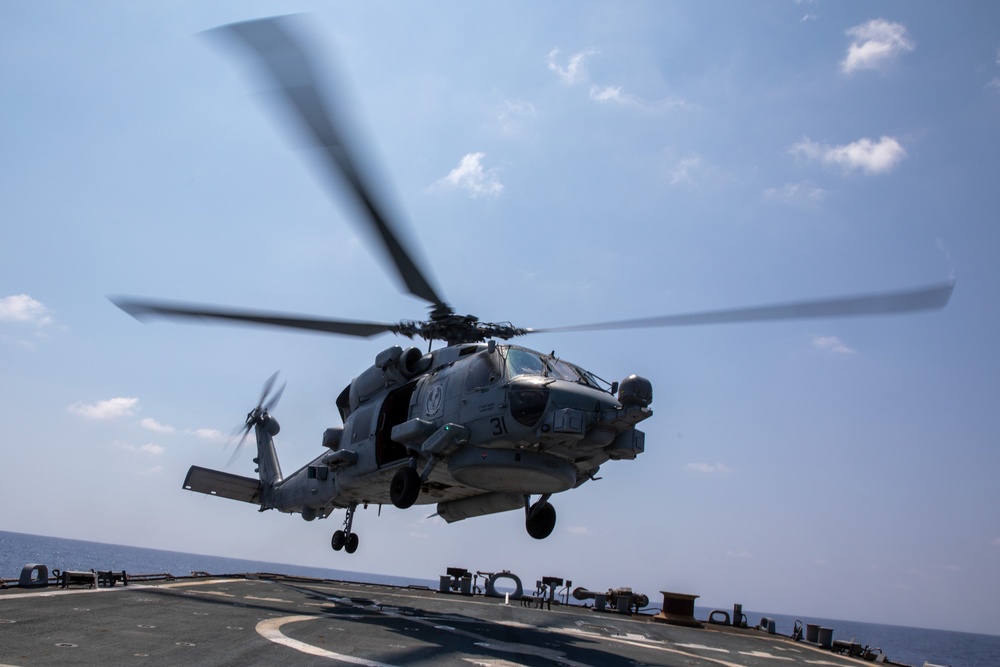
[375,380,418,467]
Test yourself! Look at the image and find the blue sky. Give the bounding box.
[2,1,998,635]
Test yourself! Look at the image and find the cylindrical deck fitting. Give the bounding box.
[653,591,703,628]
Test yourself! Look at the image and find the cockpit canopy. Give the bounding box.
[464,345,604,392]
[504,347,602,387]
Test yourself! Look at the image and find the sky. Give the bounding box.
[2,1,998,636]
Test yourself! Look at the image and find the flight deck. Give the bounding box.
[1,572,883,666]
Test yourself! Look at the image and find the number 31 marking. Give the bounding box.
[490,416,508,436]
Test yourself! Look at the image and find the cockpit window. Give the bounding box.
[546,358,582,382]
[505,348,546,378]
[502,346,603,389]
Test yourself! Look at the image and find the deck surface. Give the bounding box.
[0,575,867,666]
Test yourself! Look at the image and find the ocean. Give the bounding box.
[2,530,998,667]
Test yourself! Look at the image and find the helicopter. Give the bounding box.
[112,16,953,555]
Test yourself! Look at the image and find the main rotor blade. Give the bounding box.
[526,282,954,334]
[213,16,445,308]
[111,297,395,338]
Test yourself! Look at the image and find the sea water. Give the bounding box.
[0,530,432,588]
[3,530,998,667]
[726,610,1000,667]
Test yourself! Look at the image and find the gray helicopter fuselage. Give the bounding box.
[259,342,652,524]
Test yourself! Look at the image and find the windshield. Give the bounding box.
[503,346,603,389]
[505,347,546,378]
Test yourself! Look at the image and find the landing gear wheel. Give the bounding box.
[525,501,556,540]
[331,530,346,551]
[390,467,421,509]
[345,533,359,554]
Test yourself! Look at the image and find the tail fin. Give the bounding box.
[253,412,284,506]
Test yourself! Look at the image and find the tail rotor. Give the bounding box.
[227,371,285,466]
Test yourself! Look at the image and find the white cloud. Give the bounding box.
[590,84,625,103]
[140,418,175,434]
[726,549,753,559]
[566,526,592,536]
[763,182,827,206]
[796,0,818,22]
[189,428,228,443]
[112,440,165,456]
[590,84,689,111]
[69,397,139,420]
[433,152,503,198]
[986,49,1000,92]
[0,294,52,325]
[590,84,641,107]
[547,48,597,85]
[811,335,857,355]
[841,19,915,74]
[669,155,704,186]
[790,136,906,174]
[140,465,164,475]
[499,99,536,135]
[549,47,688,112]
[686,462,731,474]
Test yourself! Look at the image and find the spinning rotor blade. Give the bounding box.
[110,16,955,349]
[227,427,253,468]
[228,371,284,467]
[264,380,285,413]
[213,16,445,309]
[257,370,280,410]
[111,297,396,339]
[527,282,954,334]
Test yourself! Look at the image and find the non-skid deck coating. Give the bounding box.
[1,575,867,666]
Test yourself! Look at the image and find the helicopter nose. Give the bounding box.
[536,382,622,440]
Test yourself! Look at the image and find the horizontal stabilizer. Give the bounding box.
[183,465,262,504]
